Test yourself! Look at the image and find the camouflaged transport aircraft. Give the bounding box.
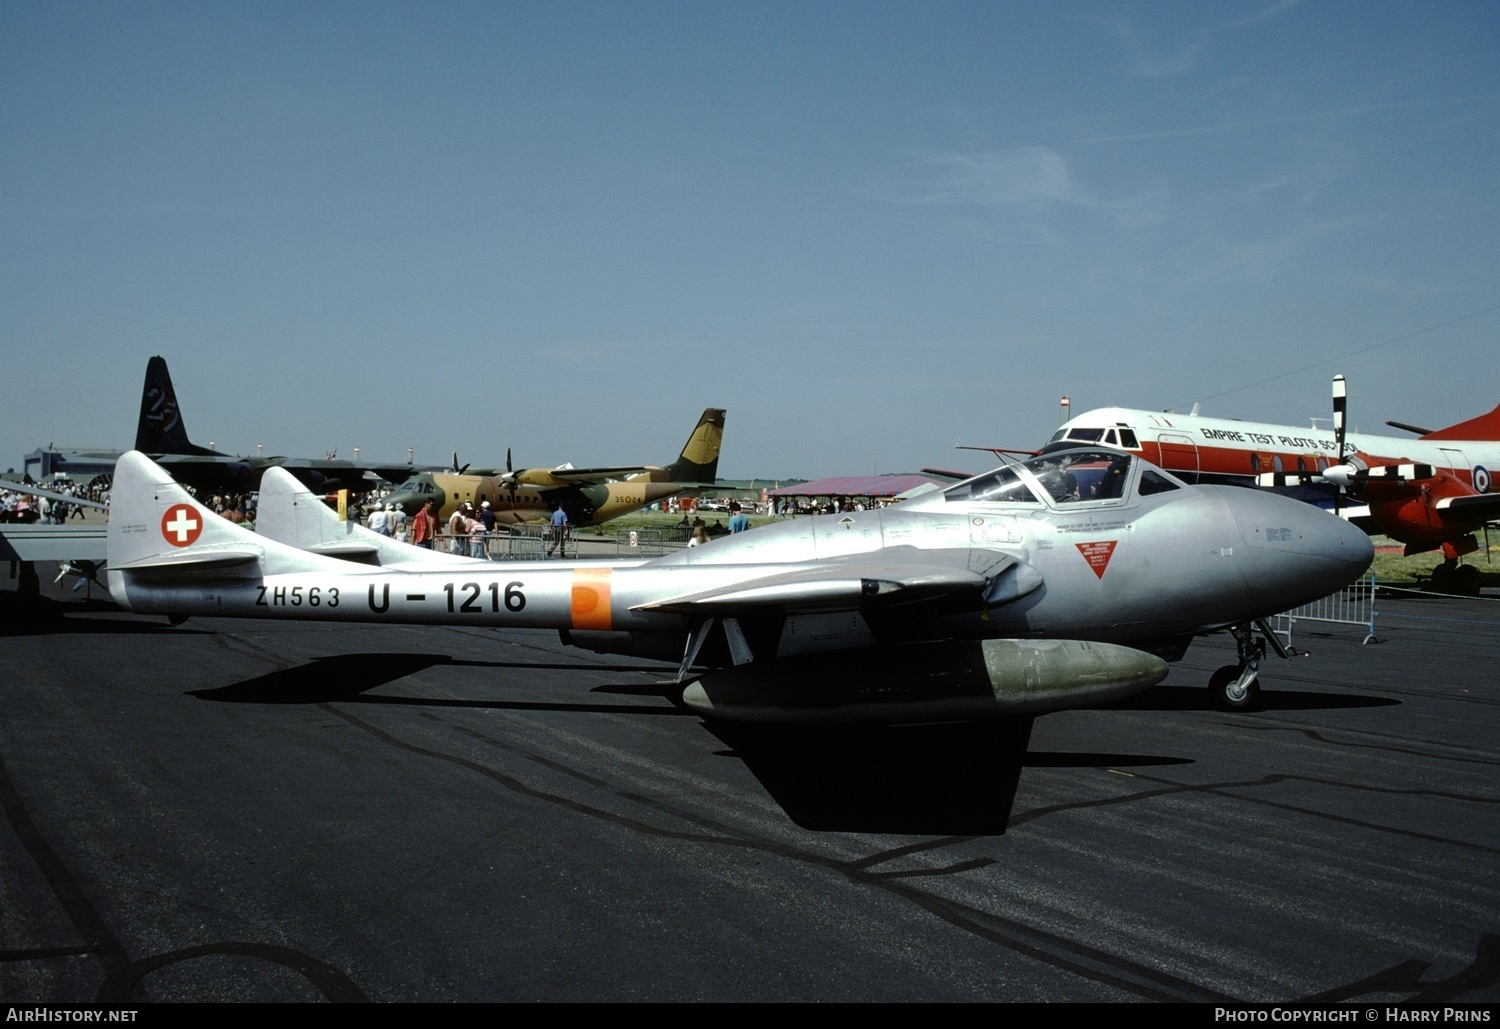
[381,408,725,528]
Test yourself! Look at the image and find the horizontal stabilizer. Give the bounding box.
[303,542,382,559]
[113,548,264,575]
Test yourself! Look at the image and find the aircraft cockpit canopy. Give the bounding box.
[1048,424,1140,450]
[943,448,1179,506]
[394,477,438,495]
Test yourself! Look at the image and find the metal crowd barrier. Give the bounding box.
[1272,571,1378,645]
[437,529,548,560]
[435,524,697,559]
[604,527,674,556]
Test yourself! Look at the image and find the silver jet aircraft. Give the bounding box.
[106,446,1373,721]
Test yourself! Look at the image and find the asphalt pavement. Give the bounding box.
[2,574,1496,1002]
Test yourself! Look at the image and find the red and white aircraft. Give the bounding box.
[1045,378,1500,594]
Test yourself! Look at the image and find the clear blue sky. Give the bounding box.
[3,1,1496,479]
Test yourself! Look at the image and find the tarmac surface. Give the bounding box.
[2,570,1497,1002]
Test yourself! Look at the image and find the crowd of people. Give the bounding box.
[0,482,107,523]
[2,477,877,553]
[351,493,572,560]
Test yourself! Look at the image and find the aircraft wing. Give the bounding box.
[1436,493,1500,521]
[634,548,1039,615]
[543,465,654,482]
[366,464,446,483]
[0,523,108,565]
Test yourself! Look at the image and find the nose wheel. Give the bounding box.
[1210,620,1288,711]
[1210,663,1259,710]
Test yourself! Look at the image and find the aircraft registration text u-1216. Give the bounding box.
[1049,377,1500,594]
[106,445,1371,719]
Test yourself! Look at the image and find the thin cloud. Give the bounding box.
[881,146,1090,209]
[1072,96,1492,147]
[1099,0,1304,80]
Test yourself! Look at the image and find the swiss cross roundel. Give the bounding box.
[160,504,203,548]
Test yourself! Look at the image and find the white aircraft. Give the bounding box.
[106,446,1372,717]
[1049,377,1500,593]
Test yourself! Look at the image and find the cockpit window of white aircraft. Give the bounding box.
[1056,426,1104,444]
[1049,425,1139,450]
[946,450,1135,506]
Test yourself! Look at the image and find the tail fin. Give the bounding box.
[106,451,345,593]
[136,356,218,456]
[257,466,476,568]
[667,408,725,483]
[1420,402,1500,441]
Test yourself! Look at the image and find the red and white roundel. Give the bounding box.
[160,504,203,548]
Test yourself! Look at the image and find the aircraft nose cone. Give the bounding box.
[384,490,420,514]
[1224,487,1374,609]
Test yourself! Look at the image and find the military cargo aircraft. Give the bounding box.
[381,408,726,527]
[106,444,1371,718]
[1047,377,1500,593]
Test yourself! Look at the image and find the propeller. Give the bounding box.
[451,451,470,476]
[1254,375,1350,496]
[55,560,105,593]
[499,447,519,487]
[1258,376,1436,504]
[498,447,520,497]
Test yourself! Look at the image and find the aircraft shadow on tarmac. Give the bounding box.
[1102,683,1400,712]
[0,604,199,638]
[190,653,1209,834]
[704,720,1202,835]
[191,652,689,717]
[698,719,1033,834]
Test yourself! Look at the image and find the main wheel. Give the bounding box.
[1210,665,1260,711]
[1429,563,1456,593]
[1454,564,1481,597]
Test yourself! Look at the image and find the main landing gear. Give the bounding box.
[1428,560,1481,597]
[1209,619,1291,712]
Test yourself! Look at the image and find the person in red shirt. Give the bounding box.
[410,499,439,550]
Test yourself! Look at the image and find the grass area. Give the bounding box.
[581,509,777,536]
[1368,536,1500,586]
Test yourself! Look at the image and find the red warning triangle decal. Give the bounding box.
[1075,540,1118,579]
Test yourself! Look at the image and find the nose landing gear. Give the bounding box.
[1210,619,1291,711]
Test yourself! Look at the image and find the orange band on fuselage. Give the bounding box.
[570,568,613,630]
